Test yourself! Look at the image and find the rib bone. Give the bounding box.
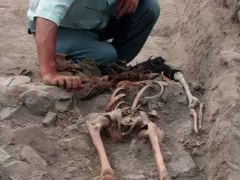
[174,72,199,108]
[139,122,171,180]
[105,94,126,112]
[87,114,116,179]
[131,84,152,110]
[145,81,164,100]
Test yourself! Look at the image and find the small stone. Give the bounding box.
[0,107,19,120]
[21,146,47,171]
[162,110,170,115]
[164,151,173,162]
[192,147,205,156]
[123,174,146,180]
[19,90,54,115]
[4,161,32,180]
[42,112,57,127]
[169,154,196,173]
[168,168,179,179]
[55,99,72,112]
[0,148,11,163]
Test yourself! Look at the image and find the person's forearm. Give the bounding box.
[35,17,57,75]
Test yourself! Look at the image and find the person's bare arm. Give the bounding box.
[35,17,84,90]
[36,17,57,76]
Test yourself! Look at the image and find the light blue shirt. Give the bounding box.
[27,0,117,33]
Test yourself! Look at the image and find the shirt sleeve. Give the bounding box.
[34,0,75,26]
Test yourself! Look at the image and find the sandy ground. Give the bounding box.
[0,0,240,180]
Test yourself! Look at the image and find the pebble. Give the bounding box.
[0,147,11,164]
[4,161,32,180]
[168,154,197,173]
[42,112,57,127]
[0,107,19,120]
[21,146,47,171]
[164,151,173,162]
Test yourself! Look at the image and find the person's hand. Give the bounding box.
[114,0,139,19]
[41,71,86,91]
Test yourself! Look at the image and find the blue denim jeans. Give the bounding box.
[57,0,160,65]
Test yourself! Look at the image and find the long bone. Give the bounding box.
[173,72,199,108]
[198,103,204,132]
[190,108,198,135]
[138,112,171,180]
[87,110,122,180]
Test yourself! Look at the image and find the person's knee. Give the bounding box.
[98,45,118,65]
[145,0,160,22]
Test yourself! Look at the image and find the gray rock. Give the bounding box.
[169,154,196,173]
[55,99,72,112]
[21,146,47,171]
[9,76,31,87]
[42,112,57,127]
[123,174,146,180]
[19,90,55,115]
[0,148,11,164]
[0,107,19,120]
[11,125,55,158]
[19,83,73,115]
[0,85,28,107]
[4,161,32,180]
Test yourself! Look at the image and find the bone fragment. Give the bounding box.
[114,101,129,110]
[149,110,158,118]
[122,116,144,136]
[174,72,199,108]
[198,103,204,131]
[190,108,198,135]
[139,122,171,180]
[87,116,115,179]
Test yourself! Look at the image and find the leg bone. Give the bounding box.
[87,115,116,180]
[139,122,171,180]
[174,72,199,108]
[198,103,204,132]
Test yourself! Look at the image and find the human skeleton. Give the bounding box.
[56,54,204,179]
[85,72,204,180]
